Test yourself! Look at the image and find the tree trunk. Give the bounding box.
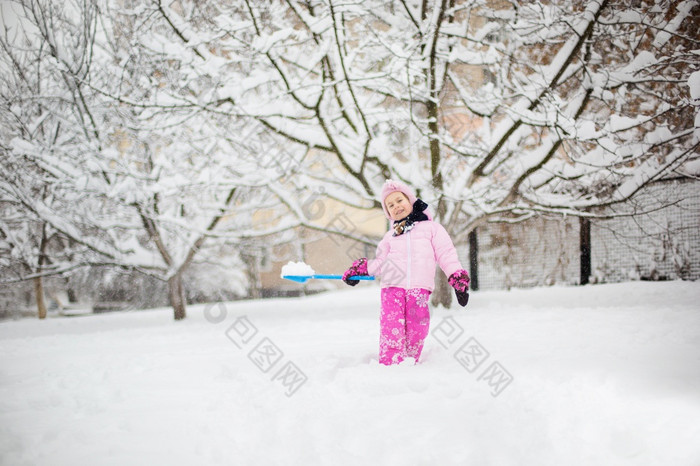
[34,276,47,319]
[168,274,187,320]
[242,252,262,299]
[431,271,453,308]
[35,223,49,319]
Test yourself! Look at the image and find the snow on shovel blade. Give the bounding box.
[282,274,375,284]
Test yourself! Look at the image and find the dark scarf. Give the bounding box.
[393,199,429,236]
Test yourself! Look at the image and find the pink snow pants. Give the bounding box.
[379,287,432,365]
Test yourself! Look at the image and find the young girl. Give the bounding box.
[342,179,470,365]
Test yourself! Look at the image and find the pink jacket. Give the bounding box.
[367,220,464,292]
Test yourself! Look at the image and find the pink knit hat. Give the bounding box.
[380,179,418,219]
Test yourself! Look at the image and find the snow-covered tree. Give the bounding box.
[139,0,697,304]
[3,0,697,314]
[0,0,270,319]
[0,0,129,317]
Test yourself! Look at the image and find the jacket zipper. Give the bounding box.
[406,230,411,289]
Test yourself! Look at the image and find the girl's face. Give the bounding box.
[385,191,410,221]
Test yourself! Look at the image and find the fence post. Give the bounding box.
[580,217,591,285]
[469,229,479,291]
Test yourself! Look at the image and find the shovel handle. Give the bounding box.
[282,274,375,283]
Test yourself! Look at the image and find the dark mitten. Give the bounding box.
[455,289,470,307]
[448,269,471,307]
[342,258,369,286]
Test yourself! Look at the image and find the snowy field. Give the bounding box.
[1,281,699,466]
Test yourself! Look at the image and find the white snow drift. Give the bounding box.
[1,280,699,465]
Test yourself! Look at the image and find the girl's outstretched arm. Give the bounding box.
[432,223,470,307]
[432,223,463,279]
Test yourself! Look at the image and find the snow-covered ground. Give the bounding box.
[1,280,699,465]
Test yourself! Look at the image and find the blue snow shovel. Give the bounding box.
[282,274,375,284]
